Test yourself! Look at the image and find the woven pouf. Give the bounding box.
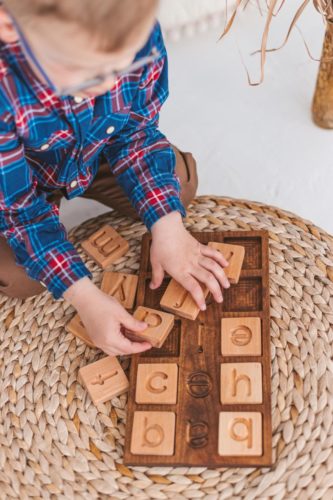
[1,195,333,499]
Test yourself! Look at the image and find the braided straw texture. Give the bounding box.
[1,195,333,499]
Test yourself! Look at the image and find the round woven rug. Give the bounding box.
[1,195,333,499]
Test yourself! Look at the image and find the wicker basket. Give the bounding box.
[1,195,333,499]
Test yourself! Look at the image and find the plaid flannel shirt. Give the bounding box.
[0,21,186,299]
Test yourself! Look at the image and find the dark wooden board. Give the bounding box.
[123,230,272,467]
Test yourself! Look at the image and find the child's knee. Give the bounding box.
[172,146,198,208]
[0,236,46,300]
[0,275,45,300]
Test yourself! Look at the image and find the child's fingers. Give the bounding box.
[104,343,151,356]
[191,267,223,304]
[120,309,147,332]
[150,261,165,289]
[99,312,152,355]
[199,256,230,289]
[115,332,152,355]
[200,244,229,267]
[180,274,207,311]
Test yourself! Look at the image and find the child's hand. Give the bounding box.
[150,211,230,310]
[63,277,152,356]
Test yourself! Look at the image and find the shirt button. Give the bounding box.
[74,96,84,103]
[70,180,78,188]
[40,143,50,151]
[106,126,115,135]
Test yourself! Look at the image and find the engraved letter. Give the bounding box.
[229,418,253,448]
[142,417,164,447]
[224,251,234,262]
[230,326,252,346]
[146,371,168,394]
[186,420,208,448]
[231,368,252,397]
[197,324,204,353]
[173,287,188,309]
[186,371,212,398]
[142,311,162,328]
[92,230,109,247]
[91,370,118,386]
[110,275,127,302]
[101,240,121,257]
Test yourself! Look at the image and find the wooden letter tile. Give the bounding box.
[221,317,261,356]
[220,363,262,404]
[136,363,178,404]
[131,307,175,348]
[208,242,245,284]
[81,225,129,269]
[130,411,176,455]
[218,412,262,456]
[160,279,209,320]
[101,271,138,309]
[66,313,95,348]
[78,356,129,405]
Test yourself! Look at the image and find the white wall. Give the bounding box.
[159,2,333,233]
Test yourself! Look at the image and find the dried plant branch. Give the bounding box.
[313,0,333,22]
[250,0,310,56]
[219,0,332,84]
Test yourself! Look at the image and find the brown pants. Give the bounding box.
[0,144,198,299]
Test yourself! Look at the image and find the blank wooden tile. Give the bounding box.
[81,225,129,269]
[66,313,95,348]
[78,356,129,405]
[221,317,261,356]
[130,411,176,455]
[160,279,209,320]
[220,363,262,404]
[208,242,245,284]
[131,307,175,348]
[218,412,262,456]
[136,363,178,404]
[101,272,138,309]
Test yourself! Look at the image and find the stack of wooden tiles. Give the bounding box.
[124,230,272,467]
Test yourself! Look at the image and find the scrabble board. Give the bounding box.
[123,230,272,467]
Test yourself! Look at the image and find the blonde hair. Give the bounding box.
[4,0,159,52]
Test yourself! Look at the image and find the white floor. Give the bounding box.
[60,3,333,234]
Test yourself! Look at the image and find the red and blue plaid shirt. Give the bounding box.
[0,21,185,300]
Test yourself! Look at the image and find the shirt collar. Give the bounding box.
[0,38,68,109]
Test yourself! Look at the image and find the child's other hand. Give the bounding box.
[63,277,152,356]
[150,211,230,311]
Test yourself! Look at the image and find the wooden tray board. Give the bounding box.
[123,230,272,467]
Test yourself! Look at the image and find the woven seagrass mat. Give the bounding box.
[1,195,333,499]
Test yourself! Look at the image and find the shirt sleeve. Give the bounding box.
[102,21,186,231]
[0,114,92,300]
